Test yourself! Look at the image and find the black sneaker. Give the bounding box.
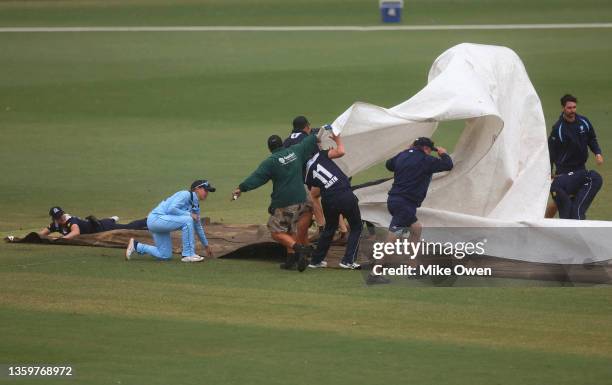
[280,253,298,270]
[293,244,313,273]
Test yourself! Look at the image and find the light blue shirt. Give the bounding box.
[151,191,208,246]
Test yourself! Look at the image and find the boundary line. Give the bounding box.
[1,23,612,33]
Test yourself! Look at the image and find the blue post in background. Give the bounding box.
[380,0,404,23]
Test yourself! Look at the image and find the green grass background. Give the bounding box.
[0,0,611,26]
[0,1,611,384]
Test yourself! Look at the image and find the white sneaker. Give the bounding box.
[181,255,204,263]
[125,238,135,260]
[308,261,328,269]
[111,216,119,222]
[339,262,361,270]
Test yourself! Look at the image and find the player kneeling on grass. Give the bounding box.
[305,129,362,270]
[233,134,317,272]
[125,180,214,262]
[39,206,147,240]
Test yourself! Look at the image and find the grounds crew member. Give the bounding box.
[39,206,147,240]
[550,169,602,219]
[386,137,453,242]
[125,180,214,262]
[546,94,604,218]
[233,133,317,272]
[305,131,362,270]
[283,115,326,236]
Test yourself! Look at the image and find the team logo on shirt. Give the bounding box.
[278,152,297,165]
[579,125,585,133]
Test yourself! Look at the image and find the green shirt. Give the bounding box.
[239,134,318,210]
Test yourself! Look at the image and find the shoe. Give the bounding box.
[125,238,135,260]
[366,274,391,285]
[339,262,361,270]
[280,253,298,270]
[293,244,313,273]
[110,216,119,222]
[308,261,328,269]
[181,255,204,262]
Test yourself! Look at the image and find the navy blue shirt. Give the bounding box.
[305,150,352,200]
[283,131,308,148]
[47,216,94,235]
[548,113,601,174]
[386,147,453,206]
[284,130,318,177]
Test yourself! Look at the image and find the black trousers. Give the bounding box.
[312,191,362,265]
[98,218,148,232]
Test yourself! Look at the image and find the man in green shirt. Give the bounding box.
[233,134,317,272]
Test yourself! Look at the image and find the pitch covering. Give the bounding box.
[327,43,611,264]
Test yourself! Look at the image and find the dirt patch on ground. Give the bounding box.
[5,224,611,283]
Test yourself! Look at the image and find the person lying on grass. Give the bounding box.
[39,206,147,240]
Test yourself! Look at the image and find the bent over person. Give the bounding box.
[550,169,603,220]
[126,180,215,262]
[233,133,318,272]
[386,137,453,242]
[39,206,147,240]
[305,132,362,269]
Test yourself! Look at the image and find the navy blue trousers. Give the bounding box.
[99,218,148,231]
[312,191,362,265]
[551,170,602,220]
[572,171,603,220]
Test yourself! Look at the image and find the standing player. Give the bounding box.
[39,206,147,240]
[233,133,317,272]
[546,94,604,218]
[305,132,362,269]
[283,115,326,236]
[386,137,453,242]
[549,94,603,174]
[125,180,214,262]
[283,115,313,147]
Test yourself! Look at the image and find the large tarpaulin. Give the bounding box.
[5,230,611,283]
[325,43,612,264]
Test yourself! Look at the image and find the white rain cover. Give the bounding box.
[326,43,611,264]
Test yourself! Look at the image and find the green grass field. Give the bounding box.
[1,1,611,384]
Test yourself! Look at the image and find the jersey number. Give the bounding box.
[313,164,334,184]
